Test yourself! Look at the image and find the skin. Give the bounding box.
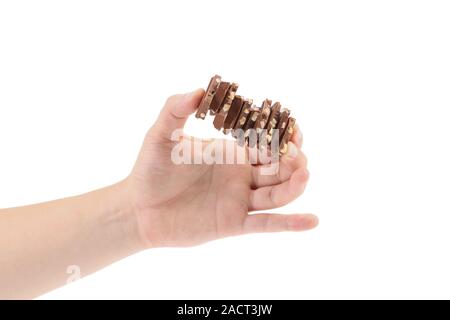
[0,89,317,299]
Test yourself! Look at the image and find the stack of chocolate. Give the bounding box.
[195,75,296,155]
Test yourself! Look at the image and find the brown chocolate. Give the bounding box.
[221,83,238,112]
[279,117,296,155]
[265,102,281,144]
[271,108,290,151]
[233,99,252,131]
[209,81,230,114]
[276,109,290,136]
[254,99,272,149]
[232,98,252,143]
[195,75,221,119]
[244,107,260,148]
[213,82,238,130]
[223,95,244,131]
[255,99,272,130]
[213,111,227,130]
[195,75,298,155]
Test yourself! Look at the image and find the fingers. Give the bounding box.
[251,145,307,188]
[242,213,318,234]
[292,124,303,149]
[249,167,309,211]
[151,88,205,140]
[246,125,302,165]
[244,124,316,234]
[251,123,307,187]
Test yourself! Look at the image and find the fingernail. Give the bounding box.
[306,215,319,229]
[287,214,319,231]
[287,141,298,158]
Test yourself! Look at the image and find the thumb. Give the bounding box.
[152,88,204,140]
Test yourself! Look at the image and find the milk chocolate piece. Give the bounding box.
[265,102,281,144]
[222,82,238,112]
[209,81,230,115]
[213,111,226,130]
[272,108,290,151]
[213,82,238,130]
[279,117,296,155]
[255,99,272,130]
[232,98,252,143]
[233,99,252,131]
[254,99,272,149]
[276,109,290,136]
[244,107,260,148]
[223,95,244,131]
[195,75,221,119]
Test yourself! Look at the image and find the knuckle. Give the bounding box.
[298,151,308,167]
[165,94,180,106]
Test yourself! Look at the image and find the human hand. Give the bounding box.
[125,89,318,248]
[0,88,317,298]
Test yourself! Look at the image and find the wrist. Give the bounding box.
[99,180,147,254]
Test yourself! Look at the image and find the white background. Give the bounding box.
[1,0,450,299]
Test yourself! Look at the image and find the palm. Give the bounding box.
[131,136,252,246]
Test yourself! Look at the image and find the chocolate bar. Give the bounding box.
[209,81,230,115]
[265,102,281,144]
[213,82,238,130]
[254,99,272,149]
[195,75,221,119]
[244,107,260,148]
[278,117,296,155]
[276,109,290,136]
[233,99,252,131]
[271,108,290,152]
[232,99,252,145]
[223,95,244,132]
[255,99,272,131]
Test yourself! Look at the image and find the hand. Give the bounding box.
[0,88,317,298]
[125,89,318,248]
